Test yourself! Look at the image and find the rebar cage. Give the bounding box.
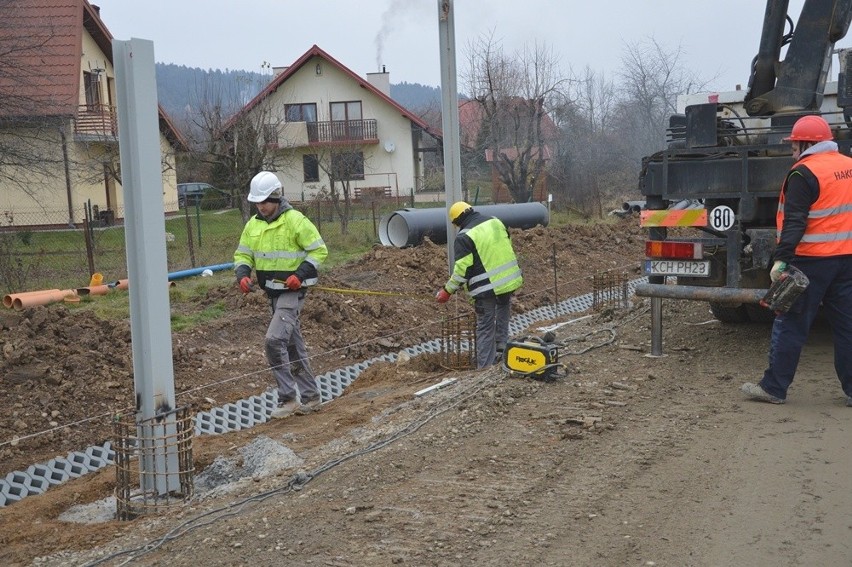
[114,406,194,521]
[592,271,629,311]
[440,312,476,370]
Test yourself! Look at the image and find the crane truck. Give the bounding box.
[635,0,852,354]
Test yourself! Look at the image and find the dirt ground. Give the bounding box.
[1,217,851,566]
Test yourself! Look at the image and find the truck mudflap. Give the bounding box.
[634,283,767,304]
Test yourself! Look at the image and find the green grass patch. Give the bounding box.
[65,289,132,320]
[170,301,227,332]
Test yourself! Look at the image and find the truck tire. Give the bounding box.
[709,302,749,323]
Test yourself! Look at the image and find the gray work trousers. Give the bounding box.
[265,291,319,403]
[474,292,513,369]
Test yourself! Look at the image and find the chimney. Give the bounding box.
[366,66,390,96]
[91,4,100,15]
[273,66,288,78]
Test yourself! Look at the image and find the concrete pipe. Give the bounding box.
[621,200,645,213]
[379,202,549,248]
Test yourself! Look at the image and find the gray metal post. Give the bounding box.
[648,225,666,356]
[650,296,663,356]
[438,0,463,273]
[113,38,179,494]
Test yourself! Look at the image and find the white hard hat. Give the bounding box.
[248,171,283,203]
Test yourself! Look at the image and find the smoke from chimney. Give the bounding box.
[374,0,429,74]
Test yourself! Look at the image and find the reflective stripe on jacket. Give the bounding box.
[777,150,852,257]
[444,213,523,298]
[234,208,327,295]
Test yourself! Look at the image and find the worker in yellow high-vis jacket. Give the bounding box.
[437,202,523,369]
[234,171,328,419]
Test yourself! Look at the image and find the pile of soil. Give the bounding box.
[0,219,644,476]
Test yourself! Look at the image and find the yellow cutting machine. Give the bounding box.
[502,334,563,381]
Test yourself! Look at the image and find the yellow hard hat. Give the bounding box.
[449,201,472,224]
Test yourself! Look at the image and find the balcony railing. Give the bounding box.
[306,119,378,145]
[74,104,117,139]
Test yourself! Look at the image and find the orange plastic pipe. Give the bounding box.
[12,289,77,310]
[3,289,63,309]
[6,279,172,309]
[75,284,112,296]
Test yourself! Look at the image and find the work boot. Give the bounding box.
[270,399,299,419]
[296,397,322,415]
[741,382,785,404]
[494,349,504,366]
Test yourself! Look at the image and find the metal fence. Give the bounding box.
[0,195,445,295]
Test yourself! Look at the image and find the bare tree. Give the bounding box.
[617,37,708,161]
[304,143,374,236]
[185,74,292,221]
[547,40,710,218]
[462,33,570,203]
[550,66,635,217]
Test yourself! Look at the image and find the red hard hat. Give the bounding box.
[784,115,833,142]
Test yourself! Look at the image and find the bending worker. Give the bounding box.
[741,115,852,407]
[436,201,523,369]
[234,171,328,419]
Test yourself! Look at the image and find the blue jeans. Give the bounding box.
[759,255,852,400]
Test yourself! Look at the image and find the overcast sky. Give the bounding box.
[92,0,847,93]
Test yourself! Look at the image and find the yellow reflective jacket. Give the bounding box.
[444,212,523,298]
[234,208,327,296]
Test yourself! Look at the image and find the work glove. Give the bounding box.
[436,289,451,304]
[238,276,255,294]
[770,260,787,283]
[285,275,302,290]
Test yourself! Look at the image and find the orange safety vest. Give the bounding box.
[777,150,852,257]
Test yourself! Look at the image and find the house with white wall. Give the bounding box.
[0,0,187,228]
[226,45,438,203]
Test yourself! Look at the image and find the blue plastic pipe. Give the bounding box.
[167,262,234,281]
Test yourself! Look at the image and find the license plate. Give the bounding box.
[644,259,711,277]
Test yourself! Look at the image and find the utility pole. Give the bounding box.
[438,0,463,273]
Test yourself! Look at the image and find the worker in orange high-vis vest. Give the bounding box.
[742,115,852,407]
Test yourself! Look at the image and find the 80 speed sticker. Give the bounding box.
[709,205,735,231]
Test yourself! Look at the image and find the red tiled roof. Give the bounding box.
[0,0,187,149]
[0,0,84,117]
[224,44,437,137]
